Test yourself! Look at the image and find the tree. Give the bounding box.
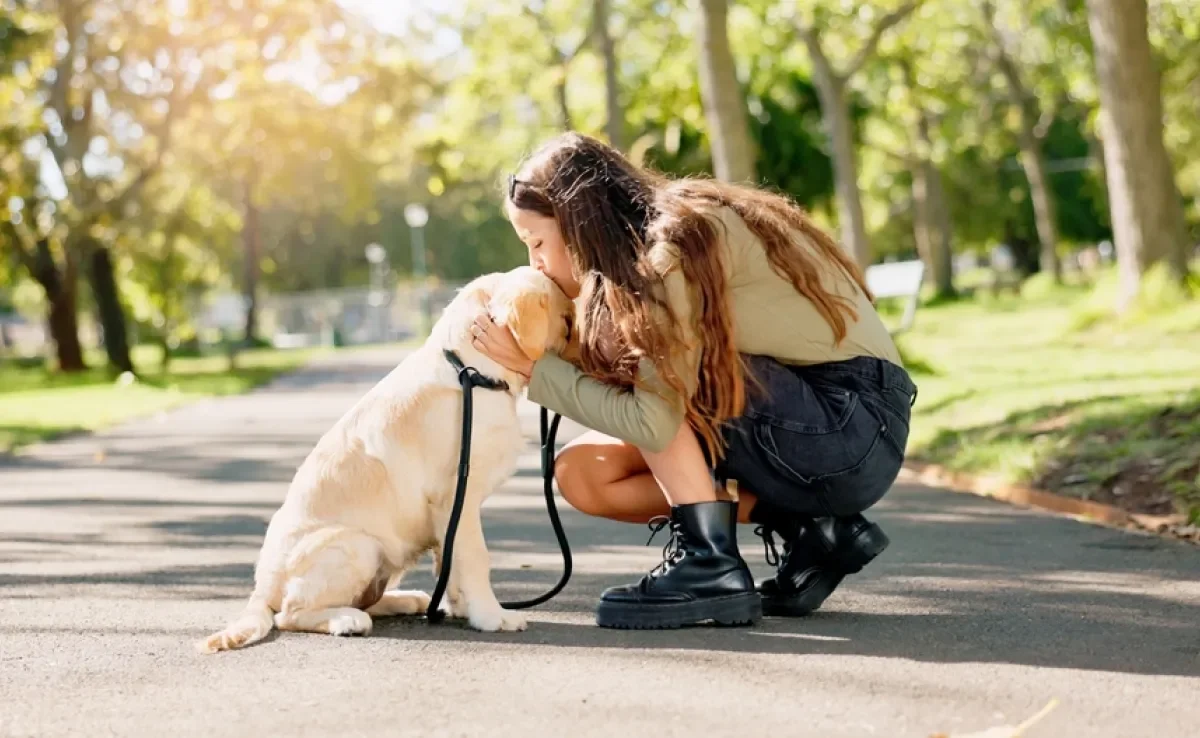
[32,0,196,373]
[1,2,88,370]
[521,1,596,131]
[594,0,623,149]
[789,0,921,266]
[899,63,955,299]
[1086,0,1191,310]
[139,0,394,342]
[1,210,88,371]
[980,0,1064,283]
[861,0,976,296]
[695,0,755,182]
[1150,0,1200,238]
[119,176,239,367]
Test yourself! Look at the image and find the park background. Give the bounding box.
[1,0,1197,536]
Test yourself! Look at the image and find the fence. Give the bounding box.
[194,281,470,349]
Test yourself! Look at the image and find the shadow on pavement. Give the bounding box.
[3,480,1198,679]
[0,434,313,483]
[395,483,1200,680]
[2,356,1197,683]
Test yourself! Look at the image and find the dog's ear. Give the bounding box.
[457,272,505,311]
[558,312,581,364]
[504,289,551,361]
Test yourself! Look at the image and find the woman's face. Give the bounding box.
[507,204,581,299]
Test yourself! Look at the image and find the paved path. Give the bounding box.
[2,350,1198,738]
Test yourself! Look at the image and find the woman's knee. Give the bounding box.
[553,448,605,516]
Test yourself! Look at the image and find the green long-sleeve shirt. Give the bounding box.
[526,204,902,453]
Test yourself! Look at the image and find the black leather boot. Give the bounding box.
[754,513,889,617]
[595,501,762,629]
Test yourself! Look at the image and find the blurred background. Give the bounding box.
[0,0,1197,532]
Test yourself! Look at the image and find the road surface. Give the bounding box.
[2,349,1198,737]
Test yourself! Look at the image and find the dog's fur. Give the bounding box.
[198,267,573,653]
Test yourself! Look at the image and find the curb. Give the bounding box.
[900,461,1200,546]
[900,460,1133,525]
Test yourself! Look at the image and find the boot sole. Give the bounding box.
[595,593,762,630]
[762,573,844,617]
[761,525,890,617]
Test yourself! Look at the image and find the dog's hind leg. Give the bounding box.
[273,527,382,638]
[275,607,373,636]
[366,590,431,617]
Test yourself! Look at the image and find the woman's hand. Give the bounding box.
[471,314,535,379]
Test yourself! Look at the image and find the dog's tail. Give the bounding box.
[196,591,275,654]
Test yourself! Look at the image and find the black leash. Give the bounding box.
[425,350,571,624]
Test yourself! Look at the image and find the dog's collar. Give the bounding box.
[443,350,510,392]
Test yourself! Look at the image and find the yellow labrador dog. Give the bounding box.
[198,266,572,653]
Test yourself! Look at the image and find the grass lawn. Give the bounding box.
[0,345,326,453]
[896,270,1200,524]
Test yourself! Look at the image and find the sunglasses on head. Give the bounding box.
[507,174,532,201]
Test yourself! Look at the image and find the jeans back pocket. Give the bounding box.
[752,390,883,485]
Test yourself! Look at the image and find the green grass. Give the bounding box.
[0,345,325,453]
[902,267,1200,521]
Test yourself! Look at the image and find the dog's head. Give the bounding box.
[487,266,573,362]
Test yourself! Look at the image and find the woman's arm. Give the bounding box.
[527,268,700,453]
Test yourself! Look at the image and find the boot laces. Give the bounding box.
[753,525,781,567]
[645,515,686,577]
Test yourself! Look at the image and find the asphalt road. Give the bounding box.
[2,349,1198,738]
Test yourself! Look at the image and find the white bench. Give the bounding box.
[865,260,926,335]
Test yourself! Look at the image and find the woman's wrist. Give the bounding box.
[517,356,536,380]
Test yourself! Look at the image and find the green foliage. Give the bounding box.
[1151,0,1200,234]
[895,339,938,376]
[0,345,320,453]
[749,73,835,210]
[905,274,1200,519]
[1069,262,1200,332]
[0,0,1193,365]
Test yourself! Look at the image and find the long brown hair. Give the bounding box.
[506,132,871,459]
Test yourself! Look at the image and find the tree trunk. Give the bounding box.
[242,178,260,345]
[553,69,573,131]
[812,73,871,267]
[983,0,1063,283]
[911,102,955,299]
[29,239,87,372]
[912,160,955,300]
[87,242,134,374]
[912,160,933,272]
[1017,131,1062,282]
[158,235,177,372]
[695,0,756,182]
[47,284,86,372]
[926,161,956,299]
[1086,0,1190,310]
[595,0,623,149]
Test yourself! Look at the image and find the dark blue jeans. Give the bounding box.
[712,355,918,519]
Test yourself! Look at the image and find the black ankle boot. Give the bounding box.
[754,513,889,617]
[596,500,762,630]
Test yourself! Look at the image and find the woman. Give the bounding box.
[470,132,917,630]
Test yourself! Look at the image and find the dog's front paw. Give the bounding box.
[444,592,469,619]
[468,604,527,633]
